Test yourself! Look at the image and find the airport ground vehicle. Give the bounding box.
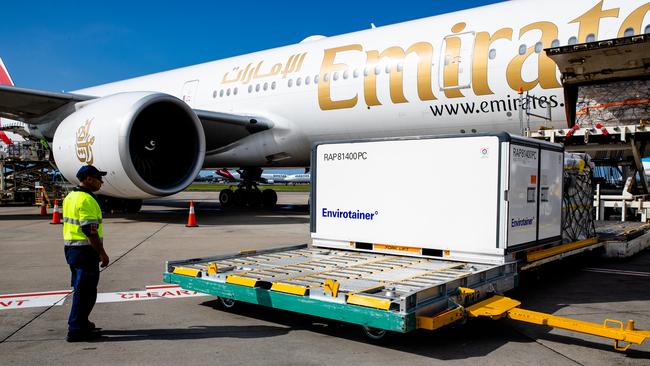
[165,133,650,350]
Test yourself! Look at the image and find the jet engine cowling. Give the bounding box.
[53,92,205,198]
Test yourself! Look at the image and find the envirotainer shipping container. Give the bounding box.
[311,132,564,264]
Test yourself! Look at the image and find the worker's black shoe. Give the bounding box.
[85,321,101,332]
[66,329,103,343]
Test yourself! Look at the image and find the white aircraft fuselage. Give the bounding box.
[72,0,650,168]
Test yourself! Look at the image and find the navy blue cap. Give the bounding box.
[76,165,107,180]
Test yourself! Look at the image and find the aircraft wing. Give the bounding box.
[0,85,92,123]
[0,85,273,151]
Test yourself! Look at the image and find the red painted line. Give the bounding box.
[0,290,72,299]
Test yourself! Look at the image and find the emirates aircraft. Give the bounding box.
[0,0,648,209]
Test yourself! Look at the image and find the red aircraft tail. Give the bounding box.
[0,58,15,144]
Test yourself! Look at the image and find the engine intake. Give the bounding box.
[53,92,205,198]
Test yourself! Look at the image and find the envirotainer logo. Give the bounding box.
[511,217,534,227]
[322,208,378,220]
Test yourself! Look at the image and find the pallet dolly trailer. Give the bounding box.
[164,241,650,351]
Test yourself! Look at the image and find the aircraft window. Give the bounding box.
[397,63,403,72]
[324,73,329,82]
[248,85,253,93]
[288,79,293,87]
[374,66,381,75]
[213,91,217,98]
[233,87,238,95]
[645,25,650,34]
[624,27,635,37]
[271,81,277,90]
[297,77,302,86]
[263,82,268,91]
[226,88,231,96]
[343,70,349,79]
[488,49,496,60]
[568,36,577,45]
[586,33,596,42]
[518,44,526,55]
[460,129,466,133]
[534,42,543,53]
[333,72,339,81]
[551,39,560,47]
[364,68,369,77]
[220,90,224,97]
[305,76,311,85]
[256,84,261,92]
[353,69,359,78]
[385,65,391,74]
[471,129,477,133]
[314,74,319,84]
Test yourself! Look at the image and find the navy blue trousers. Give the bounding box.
[64,246,100,334]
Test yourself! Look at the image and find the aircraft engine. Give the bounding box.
[52,92,205,198]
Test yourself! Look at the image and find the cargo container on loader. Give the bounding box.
[165,131,649,351]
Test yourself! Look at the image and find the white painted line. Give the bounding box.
[0,290,71,310]
[583,268,650,277]
[0,285,209,311]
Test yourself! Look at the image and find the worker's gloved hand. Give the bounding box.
[100,251,109,268]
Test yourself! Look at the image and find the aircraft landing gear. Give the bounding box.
[218,168,277,209]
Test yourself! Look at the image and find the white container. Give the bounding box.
[310,133,563,264]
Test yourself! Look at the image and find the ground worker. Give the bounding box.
[62,165,109,342]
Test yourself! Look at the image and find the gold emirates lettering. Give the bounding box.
[317,1,649,111]
[75,119,96,165]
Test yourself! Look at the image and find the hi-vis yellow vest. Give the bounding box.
[62,189,103,246]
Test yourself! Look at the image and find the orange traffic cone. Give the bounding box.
[39,191,48,216]
[50,199,62,225]
[186,200,198,227]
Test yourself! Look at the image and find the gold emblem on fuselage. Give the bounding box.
[75,118,96,165]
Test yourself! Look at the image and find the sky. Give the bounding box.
[1,0,502,93]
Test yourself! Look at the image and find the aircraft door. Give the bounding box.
[439,31,475,91]
[181,80,199,107]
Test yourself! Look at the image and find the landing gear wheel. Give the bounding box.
[247,189,262,208]
[262,189,277,208]
[233,189,245,207]
[219,189,234,208]
[218,297,237,309]
[361,326,387,342]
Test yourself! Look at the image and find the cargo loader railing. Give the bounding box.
[417,292,650,352]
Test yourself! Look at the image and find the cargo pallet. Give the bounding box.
[164,242,650,350]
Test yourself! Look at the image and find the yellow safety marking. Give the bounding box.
[458,287,476,295]
[239,249,257,255]
[347,294,391,310]
[417,307,465,331]
[226,275,258,287]
[271,282,308,296]
[526,237,599,262]
[373,244,421,253]
[323,279,340,297]
[466,295,521,319]
[207,263,218,276]
[172,266,202,277]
